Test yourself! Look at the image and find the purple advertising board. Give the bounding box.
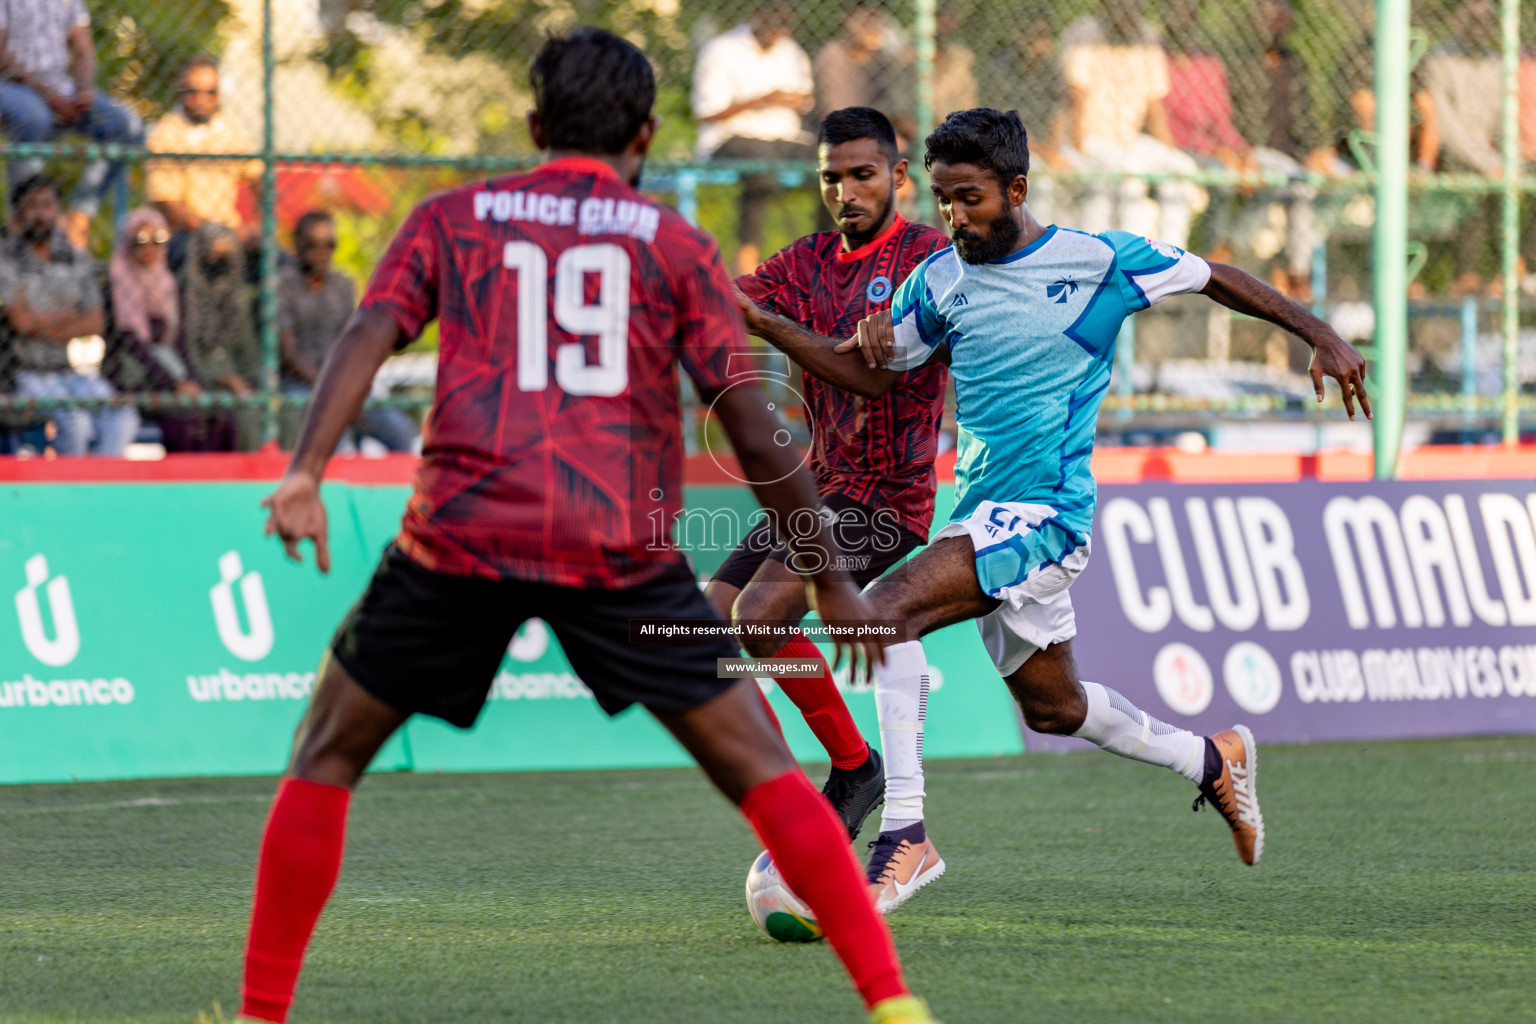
[1021,479,1536,751]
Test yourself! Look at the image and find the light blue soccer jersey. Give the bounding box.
[890,227,1210,546]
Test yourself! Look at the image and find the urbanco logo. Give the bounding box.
[507,619,549,662]
[210,551,275,662]
[14,554,80,667]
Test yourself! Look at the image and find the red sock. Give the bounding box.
[741,771,907,1008]
[773,634,868,768]
[240,777,351,1023]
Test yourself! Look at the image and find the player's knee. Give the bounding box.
[288,713,375,787]
[1014,689,1081,735]
[739,634,784,659]
[731,588,797,658]
[703,580,736,623]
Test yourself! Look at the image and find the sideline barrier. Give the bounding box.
[1029,479,1536,751]
[2,452,1534,783]
[0,480,1020,784]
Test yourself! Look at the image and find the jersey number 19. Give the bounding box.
[503,241,630,397]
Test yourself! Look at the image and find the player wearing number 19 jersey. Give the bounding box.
[239,30,934,1024]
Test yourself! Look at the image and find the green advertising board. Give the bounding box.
[0,482,1022,784]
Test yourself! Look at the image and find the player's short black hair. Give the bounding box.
[530,28,655,155]
[817,107,900,164]
[11,174,57,209]
[923,108,1030,186]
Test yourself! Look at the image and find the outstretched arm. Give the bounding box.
[734,284,902,399]
[261,307,401,572]
[1201,261,1372,421]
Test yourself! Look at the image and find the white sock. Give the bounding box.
[876,640,929,832]
[1073,681,1206,784]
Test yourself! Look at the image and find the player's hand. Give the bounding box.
[1308,330,1372,421]
[835,308,895,369]
[731,283,764,334]
[809,579,887,683]
[262,470,331,573]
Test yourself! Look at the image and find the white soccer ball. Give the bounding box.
[744,850,823,943]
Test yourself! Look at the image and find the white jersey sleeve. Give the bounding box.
[1104,231,1211,312]
[887,250,950,371]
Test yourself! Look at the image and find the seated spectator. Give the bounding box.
[692,3,814,275]
[988,15,1066,164]
[279,210,417,453]
[1060,0,1203,247]
[146,56,263,271]
[180,222,259,451]
[0,0,143,249]
[932,5,977,120]
[1424,1,1502,179]
[1163,0,1314,298]
[1523,56,1536,164]
[103,208,223,452]
[0,176,136,455]
[1422,1,1508,296]
[1307,36,1438,179]
[815,6,915,142]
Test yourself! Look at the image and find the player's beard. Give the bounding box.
[838,191,894,249]
[953,209,1021,264]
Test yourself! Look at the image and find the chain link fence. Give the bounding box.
[0,0,1531,455]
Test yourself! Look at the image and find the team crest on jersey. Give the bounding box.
[866,275,893,303]
[1147,238,1184,259]
[1046,277,1078,303]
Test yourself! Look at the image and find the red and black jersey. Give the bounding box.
[737,216,951,538]
[361,157,748,587]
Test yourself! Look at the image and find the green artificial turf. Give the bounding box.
[2,735,1534,1023]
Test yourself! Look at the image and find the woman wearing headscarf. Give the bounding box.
[104,207,208,450]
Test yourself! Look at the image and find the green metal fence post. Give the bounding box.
[1372,0,1410,480]
[913,0,936,226]
[1499,0,1521,445]
[258,0,280,449]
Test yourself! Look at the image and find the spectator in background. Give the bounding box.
[815,6,915,143]
[932,5,976,120]
[692,3,814,275]
[146,56,263,271]
[1523,56,1536,164]
[0,0,142,249]
[1422,1,1509,296]
[987,13,1068,222]
[180,222,259,451]
[1162,0,1315,298]
[989,15,1065,161]
[0,176,136,455]
[1307,40,1438,179]
[1061,0,1203,247]
[1423,1,1502,179]
[1233,1,1308,171]
[278,210,417,452]
[104,208,217,452]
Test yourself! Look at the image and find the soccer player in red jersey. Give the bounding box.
[239,30,935,1024]
[706,107,951,845]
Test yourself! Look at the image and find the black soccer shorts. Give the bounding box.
[710,491,927,591]
[331,545,740,728]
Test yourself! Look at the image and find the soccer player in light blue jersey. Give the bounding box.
[739,108,1370,913]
